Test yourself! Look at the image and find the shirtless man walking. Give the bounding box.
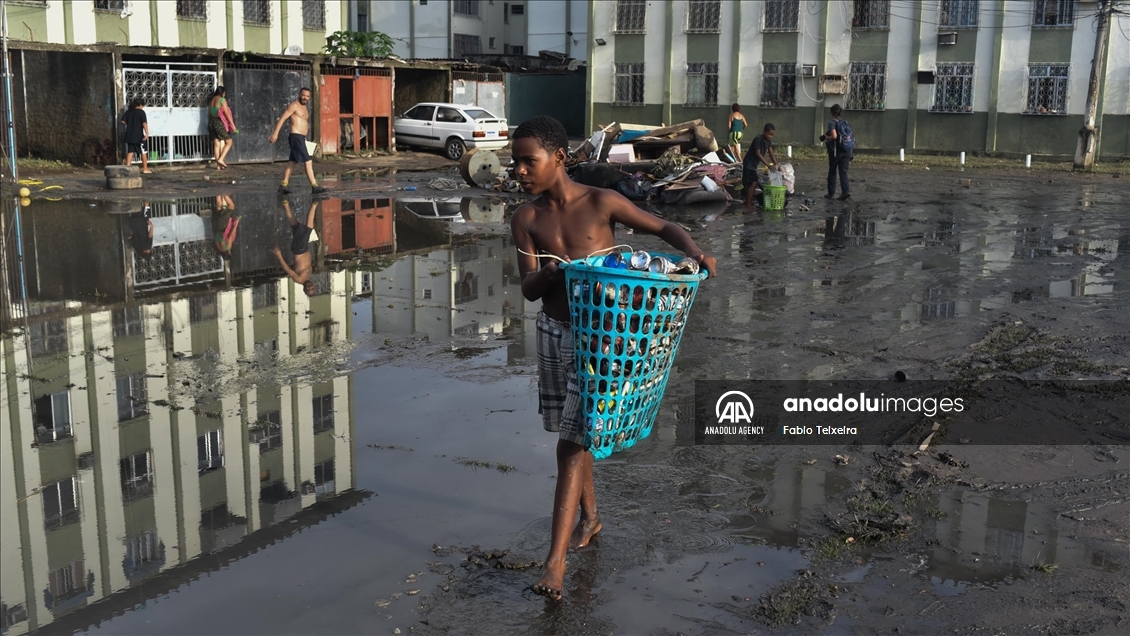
[269,88,326,195]
[270,199,318,297]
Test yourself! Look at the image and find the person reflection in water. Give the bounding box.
[271,199,317,296]
[212,195,239,260]
[126,201,154,259]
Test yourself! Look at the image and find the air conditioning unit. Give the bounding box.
[819,74,846,94]
[800,64,817,78]
[938,32,958,45]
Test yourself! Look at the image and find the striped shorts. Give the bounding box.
[536,312,586,447]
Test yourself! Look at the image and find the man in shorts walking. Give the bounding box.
[269,88,327,195]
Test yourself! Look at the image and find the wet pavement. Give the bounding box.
[1,165,1128,635]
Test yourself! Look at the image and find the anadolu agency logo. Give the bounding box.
[705,390,765,435]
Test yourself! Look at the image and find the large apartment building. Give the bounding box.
[587,0,1130,159]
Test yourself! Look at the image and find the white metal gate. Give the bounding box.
[133,198,224,288]
[122,62,217,164]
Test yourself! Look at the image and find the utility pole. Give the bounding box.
[1074,0,1111,170]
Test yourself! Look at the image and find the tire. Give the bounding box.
[445,137,466,161]
[106,176,143,190]
[103,165,140,178]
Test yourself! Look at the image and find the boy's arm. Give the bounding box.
[511,207,563,301]
[270,247,299,279]
[147,220,154,238]
[142,122,149,140]
[605,191,718,278]
[269,104,294,142]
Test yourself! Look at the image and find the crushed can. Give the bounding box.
[648,256,675,274]
[629,250,651,271]
[602,253,628,269]
[673,258,700,275]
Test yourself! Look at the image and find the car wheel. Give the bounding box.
[445,138,465,161]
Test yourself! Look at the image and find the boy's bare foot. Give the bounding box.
[530,557,565,601]
[569,516,602,550]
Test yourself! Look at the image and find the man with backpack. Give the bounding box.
[821,104,853,201]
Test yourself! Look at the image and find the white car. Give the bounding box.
[393,102,509,160]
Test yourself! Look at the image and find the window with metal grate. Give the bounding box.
[1033,0,1074,27]
[244,0,271,25]
[939,0,979,28]
[686,62,719,106]
[614,0,647,34]
[761,63,797,108]
[176,0,207,20]
[852,0,889,30]
[931,63,975,112]
[614,62,646,105]
[686,0,721,33]
[1025,64,1069,113]
[847,62,887,110]
[302,0,326,29]
[763,0,800,32]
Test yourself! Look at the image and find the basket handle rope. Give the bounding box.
[518,244,635,264]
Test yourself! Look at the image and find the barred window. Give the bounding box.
[197,429,224,472]
[686,62,719,106]
[302,0,325,30]
[453,33,482,56]
[176,0,207,20]
[614,62,645,105]
[313,394,334,432]
[931,63,975,112]
[614,0,647,34]
[763,0,800,32]
[686,0,721,34]
[94,0,127,11]
[852,0,889,29]
[1025,64,1069,114]
[243,0,271,25]
[120,451,154,501]
[761,63,797,108]
[847,61,887,110]
[939,0,979,28]
[116,372,149,422]
[1034,0,1074,27]
[454,0,480,16]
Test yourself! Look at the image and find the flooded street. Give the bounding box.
[1,165,1127,635]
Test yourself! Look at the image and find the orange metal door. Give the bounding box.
[319,76,340,155]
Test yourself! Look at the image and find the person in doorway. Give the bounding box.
[211,195,239,260]
[727,103,748,163]
[269,88,327,195]
[743,124,778,208]
[126,201,154,258]
[121,98,152,174]
[821,104,852,201]
[209,87,237,170]
[509,115,716,602]
[271,198,318,296]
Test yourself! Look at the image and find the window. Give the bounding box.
[243,0,271,25]
[361,272,373,293]
[852,0,889,29]
[932,63,975,112]
[116,372,149,422]
[2,602,29,630]
[407,105,435,121]
[314,458,336,497]
[112,306,144,338]
[763,0,800,32]
[252,281,278,309]
[251,411,283,452]
[302,0,325,30]
[94,0,127,11]
[939,0,979,28]
[508,45,525,55]
[42,477,79,530]
[453,33,482,56]
[120,451,154,501]
[33,392,72,444]
[454,0,480,16]
[489,36,496,49]
[614,0,647,34]
[847,62,887,110]
[686,62,719,107]
[760,63,797,107]
[511,3,524,15]
[313,394,334,432]
[614,62,645,106]
[455,272,479,304]
[198,429,224,472]
[422,289,433,300]
[437,107,466,123]
[686,0,721,33]
[1025,64,1069,114]
[123,532,165,579]
[46,561,88,605]
[176,0,207,20]
[357,2,368,31]
[189,294,217,323]
[504,2,509,24]
[1034,0,1074,27]
[29,319,67,357]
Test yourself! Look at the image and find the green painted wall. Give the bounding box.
[94,9,130,44]
[1098,114,1130,159]
[614,35,646,62]
[46,522,84,569]
[245,26,272,54]
[745,107,817,147]
[123,496,157,536]
[178,16,209,49]
[592,103,664,127]
[199,469,228,510]
[996,113,1080,156]
[840,109,908,149]
[38,439,77,484]
[936,31,978,62]
[118,421,152,457]
[915,112,989,151]
[685,34,719,62]
[670,105,731,143]
[190,320,220,356]
[4,2,49,42]
[761,32,798,62]
[1028,28,1073,63]
[304,29,325,56]
[849,31,888,62]
[315,429,335,462]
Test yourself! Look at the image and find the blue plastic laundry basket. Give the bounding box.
[561,253,707,460]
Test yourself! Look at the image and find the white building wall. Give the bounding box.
[824,0,853,78]
[738,1,765,106]
[1067,12,1097,116]
[643,0,667,106]
[973,1,998,112]
[417,0,453,58]
[886,1,915,110]
[718,0,736,104]
[1105,14,1130,116]
[997,0,1034,114]
[590,0,615,104]
[128,0,155,46]
[156,0,181,48]
[72,0,98,45]
[670,1,688,109]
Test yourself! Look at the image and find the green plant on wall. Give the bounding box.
[324,31,395,58]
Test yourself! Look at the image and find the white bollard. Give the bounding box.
[899,148,905,162]
[1026,154,1032,168]
[787,145,793,158]
[960,151,966,165]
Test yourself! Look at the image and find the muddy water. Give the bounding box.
[1,167,1127,635]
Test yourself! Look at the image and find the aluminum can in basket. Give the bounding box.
[673,258,700,275]
[602,253,629,269]
[648,256,675,274]
[629,250,651,270]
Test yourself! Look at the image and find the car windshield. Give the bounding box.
[462,109,496,121]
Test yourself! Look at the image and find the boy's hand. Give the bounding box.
[688,251,717,279]
[269,246,281,256]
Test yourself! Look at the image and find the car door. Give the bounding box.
[396,105,437,147]
[432,107,467,148]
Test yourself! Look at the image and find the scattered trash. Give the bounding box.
[833,454,851,465]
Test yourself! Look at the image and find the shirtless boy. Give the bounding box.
[271,199,318,296]
[269,88,326,195]
[510,116,718,602]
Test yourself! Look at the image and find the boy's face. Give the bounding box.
[764,130,775,141]
[511,137,564,195]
